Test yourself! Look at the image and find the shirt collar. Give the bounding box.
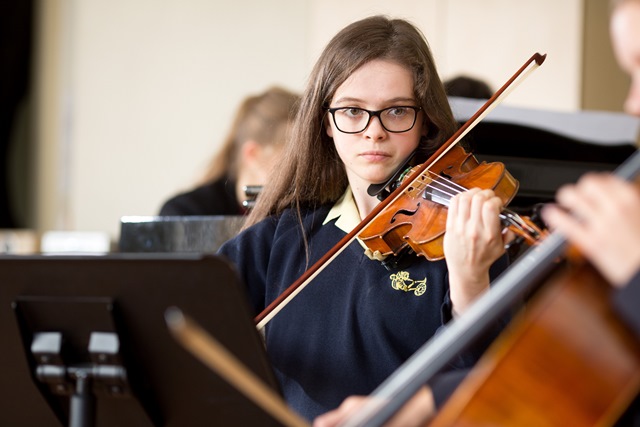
[322,187,361,233]
[323,186,387,261]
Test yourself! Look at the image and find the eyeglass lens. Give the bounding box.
[332,107,418,133]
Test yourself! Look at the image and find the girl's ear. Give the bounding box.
[240,140,261,166]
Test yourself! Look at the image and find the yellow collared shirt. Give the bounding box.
[323,187,387,261]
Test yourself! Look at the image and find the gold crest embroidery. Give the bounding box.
[389,271,427,296]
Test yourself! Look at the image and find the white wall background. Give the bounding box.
[34,0,589,242]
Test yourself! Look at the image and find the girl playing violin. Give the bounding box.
[219,15,510,422]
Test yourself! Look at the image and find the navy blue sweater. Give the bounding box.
[219,204,508,421]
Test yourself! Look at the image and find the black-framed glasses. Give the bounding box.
[326,106,422,134]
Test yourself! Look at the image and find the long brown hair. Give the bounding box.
[245,15,457,228]
[200,86,300,184]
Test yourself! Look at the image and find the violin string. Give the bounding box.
[420,170,465,203]
[417,171,538,235]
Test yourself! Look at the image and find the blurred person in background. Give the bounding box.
[159,86,300,216]
[444,75,493,99]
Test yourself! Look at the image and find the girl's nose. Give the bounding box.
[363,115,387,140]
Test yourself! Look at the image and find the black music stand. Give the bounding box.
[0,253,282,427]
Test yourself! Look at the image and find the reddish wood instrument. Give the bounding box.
[357,144,546,261]
[429,260,640,426]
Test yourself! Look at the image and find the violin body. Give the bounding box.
[358,145,519,261]
[429,261,640,427]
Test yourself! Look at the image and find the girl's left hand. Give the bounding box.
[444,188,506,314]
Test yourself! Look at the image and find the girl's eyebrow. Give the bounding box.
[332,96,417,105]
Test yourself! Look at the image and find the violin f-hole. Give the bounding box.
[390,203,421,224]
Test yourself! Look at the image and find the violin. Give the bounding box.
[254,52,547,329]
[358,144,546,262]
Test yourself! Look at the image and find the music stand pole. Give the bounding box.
[69,370,95,427]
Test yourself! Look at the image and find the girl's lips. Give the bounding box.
[360,151,391,161]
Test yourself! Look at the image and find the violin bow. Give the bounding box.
[166,307,310,427]
[338,147,640,427]
[255,52,547,330]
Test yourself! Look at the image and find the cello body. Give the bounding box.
[430,261,640,426]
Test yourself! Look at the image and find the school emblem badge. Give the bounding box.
[389,271,427,296]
